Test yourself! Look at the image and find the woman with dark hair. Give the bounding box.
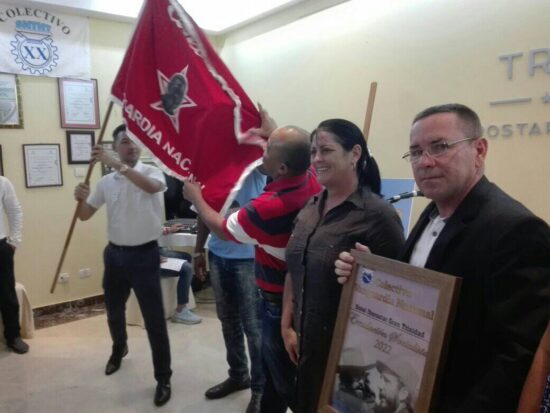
[282,119,405,412]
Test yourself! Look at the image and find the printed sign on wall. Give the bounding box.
[0,4,90,78]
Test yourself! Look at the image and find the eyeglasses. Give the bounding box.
[402,137,477,164]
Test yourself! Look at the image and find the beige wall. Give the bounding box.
[4,0,550,308]
[220,0,550,223]
[1,18,132,307]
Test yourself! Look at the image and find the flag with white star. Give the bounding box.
[111,0,264,212]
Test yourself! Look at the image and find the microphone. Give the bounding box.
[387,190,424,203]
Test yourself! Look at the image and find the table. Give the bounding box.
[126,232,198,328]
[157,232,197,248]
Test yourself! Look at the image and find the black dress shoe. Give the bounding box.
[154,380,171,407]
[204,377,251,399]
[246,393,262,413]
[105,345,128,375]
[7,337,29,354]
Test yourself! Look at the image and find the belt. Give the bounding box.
[108,240,157,250]
[260,289,283,303]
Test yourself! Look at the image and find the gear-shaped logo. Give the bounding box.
[10,32,59,75]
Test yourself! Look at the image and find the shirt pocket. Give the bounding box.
[309,236,355,277]
[286,216,312,271]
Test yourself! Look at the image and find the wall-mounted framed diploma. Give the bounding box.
[66,130,95,164]
[0,73,23,129]
[23,144,63,188]
[318,251,461,413]
[58,77,100,129]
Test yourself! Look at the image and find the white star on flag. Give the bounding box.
[150,66,196,133]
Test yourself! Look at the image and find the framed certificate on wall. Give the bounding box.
[66,130,95,164]
[0,73,23,129]
[23,144,63,188]
[58,78,100,129]
[318,251,461,413]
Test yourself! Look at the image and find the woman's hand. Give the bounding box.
[335,242,370,284]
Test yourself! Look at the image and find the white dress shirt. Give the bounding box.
[0,176,23,247]
[87,162,166,246]
[409,211,447,268]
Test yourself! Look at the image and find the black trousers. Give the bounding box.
[0,238,20,342]
[103,241,172,382]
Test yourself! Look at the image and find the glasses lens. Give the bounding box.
[409,149,424,163]
[428,142,449,157]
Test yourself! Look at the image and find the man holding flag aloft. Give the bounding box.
[74,125,172,407]
[101,0,279,409]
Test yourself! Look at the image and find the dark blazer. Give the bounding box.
[402,176,550,413]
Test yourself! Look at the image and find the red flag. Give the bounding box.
[111,0,263,212]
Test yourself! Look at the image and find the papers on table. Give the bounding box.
[160,258,187,272]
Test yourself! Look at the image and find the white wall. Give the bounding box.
[220,0,550,223]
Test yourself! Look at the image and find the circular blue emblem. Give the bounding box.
[361,270,373,284]
[10,32,59,75]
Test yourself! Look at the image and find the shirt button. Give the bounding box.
[432,231,438,236]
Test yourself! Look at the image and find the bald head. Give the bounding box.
[261,126,311,179]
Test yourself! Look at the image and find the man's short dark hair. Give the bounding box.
[278,128,311,176]
[412,103,483,138]
[112,124,127,143]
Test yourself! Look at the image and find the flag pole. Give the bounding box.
[362,82,378,143]
[50,101,114,293]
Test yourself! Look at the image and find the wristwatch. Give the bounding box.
[118,164,129,174]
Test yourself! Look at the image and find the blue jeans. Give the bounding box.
[260,298,297,413]
[159,248,193,306]
[208,252,264,394]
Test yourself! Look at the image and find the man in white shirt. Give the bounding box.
[74,125,172,407]
[0,175,28,354]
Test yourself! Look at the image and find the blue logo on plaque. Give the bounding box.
[10,20,59,75]
[361,270,373,284]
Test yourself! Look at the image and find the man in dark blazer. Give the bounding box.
[336,103,550,413]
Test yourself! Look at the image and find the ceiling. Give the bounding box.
[13,0,349,35]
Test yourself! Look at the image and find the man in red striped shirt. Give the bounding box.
[183,125,321,413]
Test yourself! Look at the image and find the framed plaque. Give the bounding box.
[66,130,95,164]
[23,144,63,188]
[319,251,461,413]
[0,73,23,128]
[58,78,100,129]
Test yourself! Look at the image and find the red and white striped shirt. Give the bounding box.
[223,169,321,293]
